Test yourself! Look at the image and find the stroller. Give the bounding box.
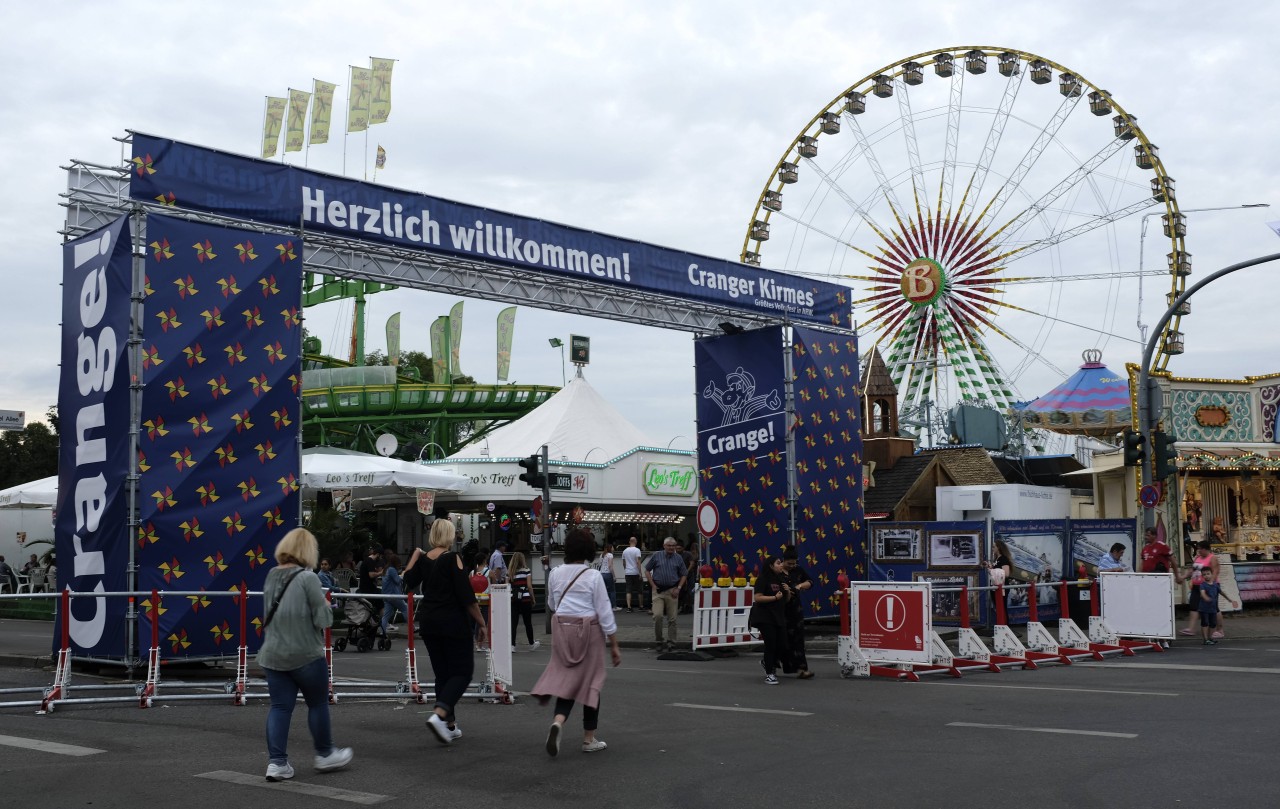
[333,596,392,652]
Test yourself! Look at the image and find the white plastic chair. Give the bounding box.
[13,573,30,595]
[28,570,46,593]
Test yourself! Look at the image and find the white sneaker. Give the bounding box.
[426,712,454,745]
[531,640,541,651]
[582,739,608,753]
[546,721,562,757]
[314,747,353,772]
[449,725,462,741]
[265,761,294,781]
[764,674,779,685]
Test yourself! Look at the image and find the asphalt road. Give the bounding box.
[3,638,1280,808]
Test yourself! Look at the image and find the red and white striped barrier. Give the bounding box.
[692,586,760,650]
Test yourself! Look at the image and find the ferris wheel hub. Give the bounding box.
[900,257,947,307]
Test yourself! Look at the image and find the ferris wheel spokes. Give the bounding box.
[895,76,929,215]
[938,69,965,214]
[963,66,1026,214]
[979,90,1084,230]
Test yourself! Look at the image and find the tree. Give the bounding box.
[0,415,58,489]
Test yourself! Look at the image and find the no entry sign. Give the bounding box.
[851,582,931,664]
[696,499,719,539]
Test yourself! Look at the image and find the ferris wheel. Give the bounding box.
[742,47,1187,434]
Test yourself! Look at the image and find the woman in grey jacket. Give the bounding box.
[258,528,353,782]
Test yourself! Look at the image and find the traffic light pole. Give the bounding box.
[1137,251,1280,528]
[540,444,552,551]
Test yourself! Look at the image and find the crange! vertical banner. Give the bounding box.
[694,326,787,582]
[791,326,864,617]
[56,215,134,658]
[137,214,302,658]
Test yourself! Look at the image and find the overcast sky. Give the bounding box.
[3,1,1278,450]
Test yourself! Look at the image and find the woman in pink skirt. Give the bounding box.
[532,528,621,756]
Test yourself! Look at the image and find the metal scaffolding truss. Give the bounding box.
[62,160,780,335]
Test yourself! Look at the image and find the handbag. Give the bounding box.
[544,566,590,634]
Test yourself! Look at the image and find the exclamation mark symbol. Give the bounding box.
[885,597,895,630]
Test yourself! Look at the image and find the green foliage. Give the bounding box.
[304,508,353,566]
[0,417,59,489]
[365,349,435,383]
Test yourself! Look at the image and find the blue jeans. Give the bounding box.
[601,574,617,610]
[382,597,408,631]
[264,657,333,765]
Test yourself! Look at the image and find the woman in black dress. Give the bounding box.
[750,556,791,685]
[402,519,489,745]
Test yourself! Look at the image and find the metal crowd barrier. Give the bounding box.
[0,586,516,714]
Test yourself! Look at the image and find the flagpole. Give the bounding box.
[343,67,352,177]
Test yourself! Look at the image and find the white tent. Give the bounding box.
[301,446,470,497]
[0,475,58,509]
[448,374,656,462]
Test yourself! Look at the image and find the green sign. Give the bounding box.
[642,463,697,497]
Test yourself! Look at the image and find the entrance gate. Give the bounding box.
[59,134,858,664]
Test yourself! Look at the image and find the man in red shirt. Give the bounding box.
[1139,527,1182,580]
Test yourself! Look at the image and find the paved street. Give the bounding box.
[3,612,1280,807]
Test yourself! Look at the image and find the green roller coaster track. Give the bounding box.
[301,275,557,459]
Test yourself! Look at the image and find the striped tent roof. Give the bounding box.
[1018,350,1131,436]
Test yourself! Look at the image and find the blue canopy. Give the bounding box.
[1018,351,1130,436]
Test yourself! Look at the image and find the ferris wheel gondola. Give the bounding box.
[742,47,1188,433]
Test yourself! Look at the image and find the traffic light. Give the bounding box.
[1153,430,1178,480]
[1122,428,1146,468]
[517,453,544,489]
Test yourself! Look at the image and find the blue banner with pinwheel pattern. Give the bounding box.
[695,327,788,585]
[790,326,864,617]
[137,214,302,658]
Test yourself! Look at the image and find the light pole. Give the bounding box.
[548,338,566,387]
[1137,203,1269,345]
[1137,251,1280,528]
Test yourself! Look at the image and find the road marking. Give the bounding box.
[1076,661,1280,675]
[670,702,813,716]
[947,722,1136,739]
[924,682,1176,697]
[0,734,105,756]
[196,771,389,805]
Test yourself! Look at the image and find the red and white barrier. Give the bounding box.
[692,586,760,650]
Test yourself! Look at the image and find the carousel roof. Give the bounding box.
[1018,350,1131,436]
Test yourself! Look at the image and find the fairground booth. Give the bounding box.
[1133,365,1280,602]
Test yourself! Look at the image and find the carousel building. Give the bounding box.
[1133,365,1280,602]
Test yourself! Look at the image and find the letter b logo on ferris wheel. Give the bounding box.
[900,257,944,306]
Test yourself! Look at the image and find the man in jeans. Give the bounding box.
[644,538,687,652]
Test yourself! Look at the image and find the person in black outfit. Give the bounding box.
[749,556,791,685]
[781,546,814,679]
[356,547,384,595]
[402,521,488,745]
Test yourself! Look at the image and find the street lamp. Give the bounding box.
[1137,203,1269,344]
[417,442,446,462]
[548,338,566,387]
